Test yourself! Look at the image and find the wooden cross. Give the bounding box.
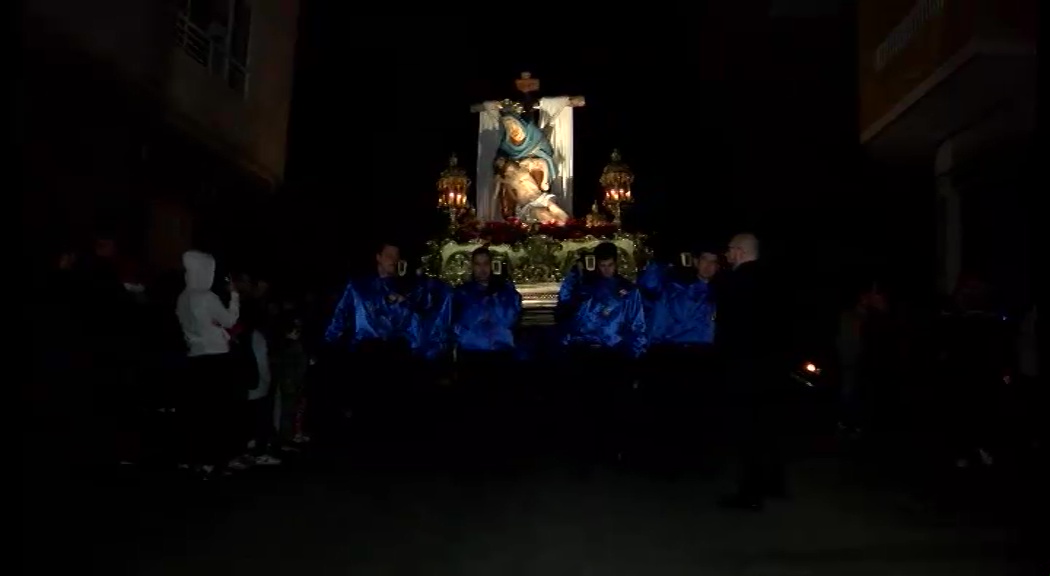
[470,72,586,113]
[515,71,540,95]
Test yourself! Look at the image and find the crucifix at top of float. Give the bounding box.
[471,72,585,223]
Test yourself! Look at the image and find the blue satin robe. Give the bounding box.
[448,280,522,352]
[559,274,648,358]
[411,276,453,358]
[637,262,665,321]
[555,264,584,330]
[558,263,584,302]
[324,275,422,351]
[639,262,716,346]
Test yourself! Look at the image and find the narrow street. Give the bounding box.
[51,431,1045,576]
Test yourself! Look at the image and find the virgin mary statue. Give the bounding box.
[494,100,569,224]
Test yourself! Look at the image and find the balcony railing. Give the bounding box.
[173,12,209,66]
[173,11,249,97]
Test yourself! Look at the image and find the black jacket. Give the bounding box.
[715,260,781,368]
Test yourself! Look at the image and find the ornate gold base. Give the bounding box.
[423,233,650,290]
[516,282,560,309]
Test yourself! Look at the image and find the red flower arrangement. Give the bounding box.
[450,219,618,245]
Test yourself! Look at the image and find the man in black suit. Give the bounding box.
[716,233,787,511]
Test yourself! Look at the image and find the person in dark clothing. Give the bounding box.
[35,248,81,392]
[269,296,311,447]
[233,286,282,468]
[937,277,1012,469]
[76,235,138,465]
[31,247,85,470]
[716,233,786,510]
[836,282,902,439]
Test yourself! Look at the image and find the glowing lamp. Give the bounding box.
[437,154,471,227]
[599,149,634,228]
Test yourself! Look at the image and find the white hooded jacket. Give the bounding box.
[176,250,240,357]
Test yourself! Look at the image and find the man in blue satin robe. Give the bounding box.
[557,242,648,463]
[443,247,523,460]
[637,247,721,470]
[559,244,647,357]
[638,249,719,347]
[323,241,424,441]
[450,247,522,358]
[324,242,422,352]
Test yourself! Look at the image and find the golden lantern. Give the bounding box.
[599,149,633,227]
[437,153,471,226]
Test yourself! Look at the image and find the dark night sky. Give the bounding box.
[282,2,861,297]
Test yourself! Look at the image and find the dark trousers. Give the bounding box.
[246,394,276,454]
[91,353,140,464]
[838,366,864,430]
[938,365,1002,461]
[560,346,639,461]
[645,344,720,470]
[323,340,423,457]
[725,362,786,500]
[181,353,243,467]
[272,347,308,442]
[450,350,521,464]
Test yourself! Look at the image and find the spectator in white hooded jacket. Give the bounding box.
[175,250,242,475]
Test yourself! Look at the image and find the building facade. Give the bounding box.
[858,0,1037,303]
[19,0,299,275]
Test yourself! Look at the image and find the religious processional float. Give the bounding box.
[422,72,649,309]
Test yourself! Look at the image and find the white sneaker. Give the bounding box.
[253,454,282,466]
[228,456,252,471]
[978,448,994,466]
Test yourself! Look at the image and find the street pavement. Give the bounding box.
[48,436,1043,576]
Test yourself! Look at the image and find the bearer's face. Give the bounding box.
[695,252,720,280]
[472,253,492,283]
[598,258,617,278]
[376,245,400,276]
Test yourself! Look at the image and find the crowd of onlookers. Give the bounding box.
[834,276,1042,478]
[29,235,333,480]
